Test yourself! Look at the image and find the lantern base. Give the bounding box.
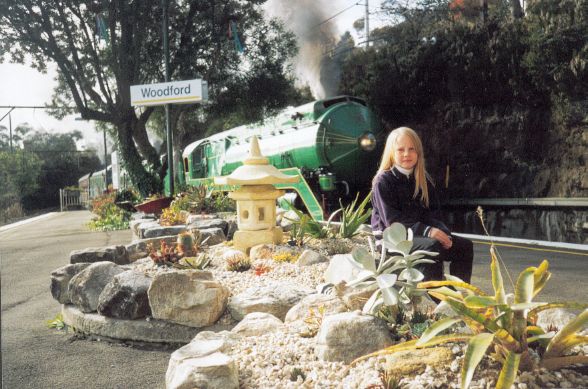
[232,227,284,254]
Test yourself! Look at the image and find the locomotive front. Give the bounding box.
[313,96,382,196]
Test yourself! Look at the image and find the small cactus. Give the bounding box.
[224,249,251,272]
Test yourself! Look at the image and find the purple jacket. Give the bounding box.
[371,167,450,238]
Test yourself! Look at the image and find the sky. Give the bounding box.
[0,0,385,149]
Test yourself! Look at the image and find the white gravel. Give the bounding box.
[131,242,588,389]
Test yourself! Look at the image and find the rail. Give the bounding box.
[442,197,588,208]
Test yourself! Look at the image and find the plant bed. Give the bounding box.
[134,196,173,215]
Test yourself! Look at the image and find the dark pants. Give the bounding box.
[411,235,473,283]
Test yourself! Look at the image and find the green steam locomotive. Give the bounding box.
[181,95,383,220]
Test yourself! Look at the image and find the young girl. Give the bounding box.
[371,127,473,282]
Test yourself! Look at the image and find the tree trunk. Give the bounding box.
[510,0,524,19]
[116,115,161,197]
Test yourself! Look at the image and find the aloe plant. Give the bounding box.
[352,246,588,389]
[342,222,438,315]
[337,191,372,238]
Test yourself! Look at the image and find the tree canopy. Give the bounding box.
[0,0,300,196]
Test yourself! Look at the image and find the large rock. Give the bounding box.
[125,235,177,261]
[231,312,284,337]
[315,311,393,364]
[166,331,240,389]
[69,245,130,265]
[148,271,229,327]
[97,270,152,319]
[284,293,348,323]
[50,263,91,304]
[143,225,187,239]
[228,281,314,321]
[61,305,201,344]
[68,262,125,312]
[130,218,156,241]
[188,218,228,233]
[296,249,329,266]
[199,228,226,246]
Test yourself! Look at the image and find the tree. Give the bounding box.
[21,130,102,209]
[0,1,298,196]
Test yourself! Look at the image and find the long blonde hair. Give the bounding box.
[374,127,430,207]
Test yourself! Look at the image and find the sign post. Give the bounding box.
[130,77,208,196]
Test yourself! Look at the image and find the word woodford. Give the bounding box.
[140,83,191,98]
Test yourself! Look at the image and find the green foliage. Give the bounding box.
[170,186,236,215]
[0,149,42,223]
[46,313,70,332]
[88,192,131,231]
[174,254,211,270]
[340,223,437,315]
[352,246,588,388]
[337,192,372,238]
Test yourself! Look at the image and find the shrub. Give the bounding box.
[88,191,131,231]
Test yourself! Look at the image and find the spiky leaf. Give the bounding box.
[496,351,521,389]
[461,333,495,389]
[417,317,462,346]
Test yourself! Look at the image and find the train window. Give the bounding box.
[183,158,189,173]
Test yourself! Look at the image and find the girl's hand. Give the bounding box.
[429,228,453,249]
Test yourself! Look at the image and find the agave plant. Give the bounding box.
[343,222,438,315]
[352,246,588,389]
[337,191,372,238]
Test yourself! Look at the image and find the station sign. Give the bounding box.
[130,79,208,106]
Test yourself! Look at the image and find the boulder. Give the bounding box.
[166,331,240,389]
[315,311,393,364]
[143,225,187,239]
[199,227,226,246]
[97,270,152,319]
[186,214,219,224]
[68,262,125,312]
[188,218,228,233]
[231,312,284,337]
[225,219,238,240]
[50,263,91,304]
[296,249,329,266]
[148,271,229,327]
[284,293,348,323]
[228,281,314,321]
[134,220,160,239]
[125,235,177,261]
[130,218,156,241]
[69,245,129,265]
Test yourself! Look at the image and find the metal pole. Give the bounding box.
[103,129,109,190]
[162,0,174,195]
[365,0,369,47]
[9,111,12,152]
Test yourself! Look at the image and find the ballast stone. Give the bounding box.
[68,261,125,312]
[97,270,152,319]
[50,263,91,304]
[70,245,129,265]
[315,311,393,364]
[148,271,229,327]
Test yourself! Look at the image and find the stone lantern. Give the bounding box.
[214,136,299,253]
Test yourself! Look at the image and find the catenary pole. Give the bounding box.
[365,0,369,47]
[162,0,174,195]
